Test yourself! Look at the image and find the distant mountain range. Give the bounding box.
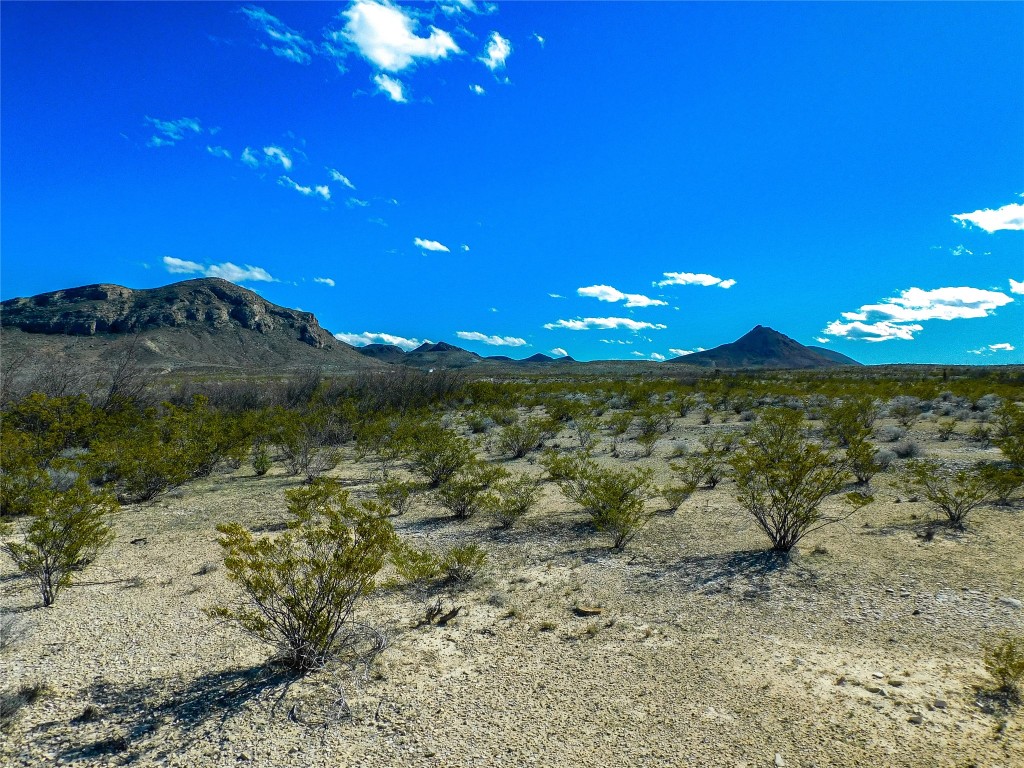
[0,279,860,373]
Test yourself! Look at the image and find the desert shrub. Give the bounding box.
[936,418,957,442]
[464,410,492,434]
[901,460,992,529]
[484,475,541,529]
[968,423,992,448]
[978,463,1024,506]
[635,430,659,458]
[2,479,116,607]
[496,418,545,459]
[354,415,413,477]
[822,396,876,448]
[0,682,49,733]
[539,450,593,502]
[892,439,920,459]
[873,448,896,473]
[991,401,1024,468]
[404,421,474,488]
[660,480,697,512]
[729,408,861,553]
[434,461,508,519]
[604,411,634,457]
[569,415,600,452]
[888,396,922,428]
[875,425,906,443]
[550,458,655,549]
[846,437,881,486]
[252,443,272,476]
[673,393,696,417]
[272,406,343,482]
[442,543,487,583]
[983,635,1024,703]
[375,476,419,516]
[212,479,396,673]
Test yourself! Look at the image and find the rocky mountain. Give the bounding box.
[0,278,376,373]
[667,326,860,369]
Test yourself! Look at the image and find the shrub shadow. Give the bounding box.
[644,549,799,601]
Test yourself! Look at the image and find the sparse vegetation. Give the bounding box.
[983,635,1024,704]
[901,460,992,529]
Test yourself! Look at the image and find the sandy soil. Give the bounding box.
[2,413,1022,767]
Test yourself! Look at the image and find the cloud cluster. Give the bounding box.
[414,237,450,252]
[1010,278,1023,294]
[145,116,202,147]
[479,31,511,70]
[241,6,315,64]
[969,342,1016,355]
[313,277,336,287]
[340,0,460,72]
[455,331,527,347]
[544,317,667,332]
[163,256,274,284]
[577,284,666,308]
[373,73,407,103]
[656,272,736,289]
[550,347,568,357]
[278,176,330,200]
[952,202,1024,233]
[823,285,1013,342]
[334,331,426,350]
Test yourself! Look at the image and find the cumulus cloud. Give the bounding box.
[455,331,527,347]
[823,320,924,343]
[550,347,568,357]
[241,5,315,64]
[469,84,485,95]
[650,352,666,361]
[145,116,202,147]
[414,237,450,252]
[543,317,667,332]
[334,331,425,350]
[328,169,356,189]
[838,286,1013,324]
[313,277,336,287]
[950,245,973,257]
[278,176,330,200]
[461,244,470,252]
[263,146,293,170]
[162,256,275,283]
[656,271,736,289]
[815,337,830,344]
[577,284,667,308]
[969,342,1016,355]
[206,145,231,159]
[479,31,511,70]
[340,0,460,72]
[952,202,1024,233]
[241,147,260,168]
[669,348,694,356]
[1010,278,1024,294]
[374,73,407,102]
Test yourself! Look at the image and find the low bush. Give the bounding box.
[404,421,474,488]
[375,476,420,516]
[484,475,541,529]
[983,635,1024,704]
[901,460,992,529]
[992,401,1024,467]
[978,463,1024,507]
[434,461,508,519]
[496,418,545,459]
[891,439,920,459]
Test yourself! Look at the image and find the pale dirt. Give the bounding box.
[2,413,1022,767]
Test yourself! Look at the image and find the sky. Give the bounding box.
[1,1,1022,365]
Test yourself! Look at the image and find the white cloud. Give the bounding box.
[163,256,205,274]
[550,347,568,357]
[823,320,923,343]
[543,317,667,332]
[577,284,667,308]
[669,348,694,356]
[952,202,1024,233]
[145,116,202,147]
[241,147,260,168]
[241,6,315,64]
[839,286,1013,324]
[815,337,830,344]
[328,169,356,189]
[263,146,292,170]
[656,271,737,289]
[990,343,1015,351]
[373,73,407,103]
[532,33,545,46]
[603,339,633,345]
[650,352,666,361]
[314,185,330,200]
[340,0,460,72]
[206,145,231,159]
[480,31,511,70]
[461,244,470,252]
[548,293,565,299]
[278,175,316,197]
[313,277,336,287]
[456,331,527,347]
[162,256,274,283]
[334,331,425,350]
[1010,278,1024,294]
[347,198,370,208]
[950,245,973,256]
[631,351,645,357]
[469,84,486,95]
[414,237,450,252]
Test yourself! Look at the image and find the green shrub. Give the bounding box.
[483,475,541,529]
[496,418,545,459]
[582,464,656,549]
[2,479,116,607]
[846,436,881,486]
[442,543,487,583]
[991,401,1024,468]
[983,635,1024,703]
[434,461,508,519]
[822,396,876,448]
[901,460,992,529]
[979,463,1024,506]
[936,418,957,441]
[252,443,272,476]
[375,476,419,516]
[660,481,697,512]
[391,542,487,588]
[729,408,857,553]
[212,479,396,673]
[405,421,474,488]
[272,406,342,482]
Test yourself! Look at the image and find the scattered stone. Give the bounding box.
[933,699,947,710]
[775,753,786,767]
[573,605,604,617]
[908,714,923,725]
[130,537,148,546]
[997,597,1022,610]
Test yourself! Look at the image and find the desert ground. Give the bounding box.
[2,407,1022,768]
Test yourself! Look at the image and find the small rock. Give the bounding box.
[933,699,947,710]
[865,685,885,695]
[908,714,923,725]
[775,754,786,767]
[130,537,148,546]
[997,597,1022,610]
[871,672,885,679]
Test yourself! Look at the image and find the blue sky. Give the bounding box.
[2,1,1022,364]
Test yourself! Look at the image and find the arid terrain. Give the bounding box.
[2,403,1021,768]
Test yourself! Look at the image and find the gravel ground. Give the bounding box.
[2,415,1022,767]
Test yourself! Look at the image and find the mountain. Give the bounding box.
[0,278,377,373]
[522,353,554,363]
[667,326,861,369]
[355,343,408,363]
[403,341,483,369]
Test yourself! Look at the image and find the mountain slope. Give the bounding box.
[667,326,860,369]
[0,278,377,373]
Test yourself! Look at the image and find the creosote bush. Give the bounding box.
[405,421,474,488]
[212,479,396,673]
[434,461,508,519]
[901,460,992,529]
[983,635,1024,704]
[729,408,865,553]
[484,475,540,529]
[496,418,545,459]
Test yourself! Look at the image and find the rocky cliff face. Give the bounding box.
[1,278,336,349]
